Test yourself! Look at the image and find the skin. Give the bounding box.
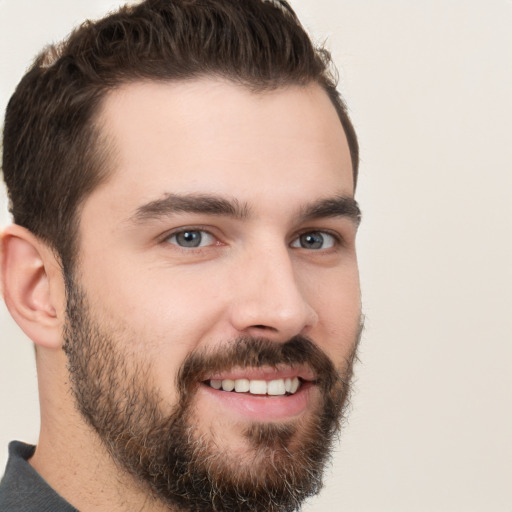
[1,78,361,511]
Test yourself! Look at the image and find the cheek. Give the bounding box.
[132,264,231,338]
[83,251,226,332]
[303,262,361,348]
[80,259,232,388]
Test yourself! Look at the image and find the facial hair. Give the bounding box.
[63,282,361,512]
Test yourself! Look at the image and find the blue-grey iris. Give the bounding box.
[299,232,324,249]
[176,231,202,247]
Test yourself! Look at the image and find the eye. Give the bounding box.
[290,231,337,250]
[166,229,216,248]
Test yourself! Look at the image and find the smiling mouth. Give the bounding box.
[205,377,308,396]
[199,368,317,420]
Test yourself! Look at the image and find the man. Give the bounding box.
[0,0,362,510]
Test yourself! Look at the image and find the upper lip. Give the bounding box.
[204,365,316,382]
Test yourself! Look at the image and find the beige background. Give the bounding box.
[1,1,511,510]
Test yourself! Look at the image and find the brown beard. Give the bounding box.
[63,282,361,512]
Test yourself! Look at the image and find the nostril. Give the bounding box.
[251,325,277,331]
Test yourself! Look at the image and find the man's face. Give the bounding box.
[64,79,361,511]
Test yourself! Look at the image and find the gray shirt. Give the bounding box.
[0,441,77,511]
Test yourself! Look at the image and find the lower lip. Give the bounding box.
[199,382,314,422]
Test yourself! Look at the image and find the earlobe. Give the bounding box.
[1,225,65,350]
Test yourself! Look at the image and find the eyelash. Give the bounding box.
[291,229,344,250]
[161,227,344,251]
[161,226,220,250]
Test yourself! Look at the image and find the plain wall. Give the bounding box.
[1,1,511,510]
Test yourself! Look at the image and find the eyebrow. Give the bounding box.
[129,193,361,225]
[130,193,250,223]
[298,196,362,225]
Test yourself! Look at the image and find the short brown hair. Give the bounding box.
[2,0,358,269]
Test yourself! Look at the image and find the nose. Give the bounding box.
[228,244,318,341]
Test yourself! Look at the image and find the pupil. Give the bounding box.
[178,231,201,247]
[301,232,323,249]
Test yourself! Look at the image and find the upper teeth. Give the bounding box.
[209,377,301,395]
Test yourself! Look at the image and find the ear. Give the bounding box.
[1,224,66,350]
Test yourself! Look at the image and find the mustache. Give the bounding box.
[176,335,353,400]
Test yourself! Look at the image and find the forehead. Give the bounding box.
[88,78,353,219]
